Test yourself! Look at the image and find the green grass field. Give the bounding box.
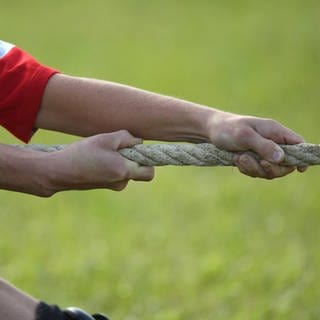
[1,1,320,319]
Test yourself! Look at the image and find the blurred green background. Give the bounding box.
[1,0,320,319]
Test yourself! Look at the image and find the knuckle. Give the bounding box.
[93,133,110,147]
[261,141,278,158]
[112,182,128,191]
[142,167,155,181]
[245,165,264,178]
[237,165,253,177]
[257,117,278,129]
[148,168,155,181]
[263,164,282,179]
[265,118,278,127]
[38,189,55,198]
[118,129,131,139]
[237,166,247,175]
[264,173,275,180]
[271,119,281,128]
[261,163,275,179]
[251,171,261,178]
[114,162,130,180]
[234,127,253,140]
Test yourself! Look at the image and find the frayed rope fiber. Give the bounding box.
[17,143,320,167]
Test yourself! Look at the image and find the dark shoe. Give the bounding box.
[64,307,110,320]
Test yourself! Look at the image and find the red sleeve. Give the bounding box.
[0,43,59,143]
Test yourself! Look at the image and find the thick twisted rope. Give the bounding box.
[17,143,320,167]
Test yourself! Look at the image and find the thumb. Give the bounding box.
[97,130,142,150]
[114,130,143,149]
[246,131,285,163]
[124,159,155,181]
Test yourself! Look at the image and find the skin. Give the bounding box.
[0,279,38,320]
[36,74,305,190]
[0,74,306,318]
[0,74,305,197]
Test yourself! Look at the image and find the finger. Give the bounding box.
[244,130,285,164]
[234,154,266,178]
[96,130,143,150]
[297,166,308,173]
[108,181,129,191]
[115,130,143,149]
[124,159,155,181]
[250,118,305,145]
[234,154,296,179]
[260,160,295,179]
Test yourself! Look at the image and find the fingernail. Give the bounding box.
[272,150,283,162]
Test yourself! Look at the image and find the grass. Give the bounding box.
[1,1,320,319]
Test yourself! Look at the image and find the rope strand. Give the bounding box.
[16,142,320,167]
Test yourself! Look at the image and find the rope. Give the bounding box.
[17,142,320,167]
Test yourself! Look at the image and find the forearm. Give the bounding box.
[0,144,54,197]
[33,74,305,181]
[0,131,155,197]
[0,279,38,320]
[35,74,216,142]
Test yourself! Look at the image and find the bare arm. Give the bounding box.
[35,74,212,142]
[0,131,154,197]
[36,74,305,178]
[0,144,53,197]
[0,279,38,320]
[0,74,306,197]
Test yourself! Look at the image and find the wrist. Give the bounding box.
[194,104,217,143]
[204,108,233,143]
[21,151,65,198]
[0,144,60,197]
[41,150,75,196]
[176,102,216,143]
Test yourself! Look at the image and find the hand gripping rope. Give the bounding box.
[18,142,320,167]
